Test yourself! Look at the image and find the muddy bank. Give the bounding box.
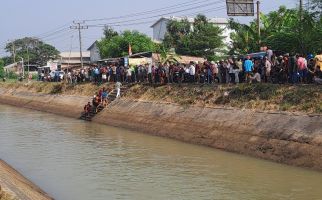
[0,160,53,200]
[0,87,322,171]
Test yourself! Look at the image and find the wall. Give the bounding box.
[94,99,322,171]
[0,88,321,171]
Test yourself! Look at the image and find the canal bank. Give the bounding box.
[0,160,53,200]
[0,84,321,171]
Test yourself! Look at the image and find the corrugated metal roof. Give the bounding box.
[60,51,90,58]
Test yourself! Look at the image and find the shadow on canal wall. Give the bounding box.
[0,87,322,171]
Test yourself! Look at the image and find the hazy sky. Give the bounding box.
[0,0,299,55]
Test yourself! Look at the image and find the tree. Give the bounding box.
[156,45,181,65]
[1,56,13,66]
[310,0,322,17]
[5,37,59,66]
[163,15,225,59]
[103,26,118,40]
[98,30,156,58]
[0,58,4,78]
[229,6,322,55]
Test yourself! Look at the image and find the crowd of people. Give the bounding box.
[83,81,123,117]
[49,49,322,86]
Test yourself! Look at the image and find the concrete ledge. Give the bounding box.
[0,160,53,200]
[94,99,322,170]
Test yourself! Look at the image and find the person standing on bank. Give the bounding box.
[115,81,122,98]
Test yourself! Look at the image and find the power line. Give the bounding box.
[41,29,77,42]
[83,0,215,22]
[86,0,224,27]
[33,22,72,38]
[36,27,71,40]
[87,5,226,28]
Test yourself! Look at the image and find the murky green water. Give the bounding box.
[0,104,322,200]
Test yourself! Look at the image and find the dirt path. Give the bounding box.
[0,160,53,200]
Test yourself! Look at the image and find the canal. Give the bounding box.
[0,104,322,200]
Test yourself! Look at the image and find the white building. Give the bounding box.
[151,16,232,45]
[87,41,101,63]
[58,51,91,69]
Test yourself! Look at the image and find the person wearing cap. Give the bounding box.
[244,56,254,83]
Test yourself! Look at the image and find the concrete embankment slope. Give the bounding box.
[0,88,88,118]
[95,99,322,171]
[0,87,322,171]
[0,160,53,200]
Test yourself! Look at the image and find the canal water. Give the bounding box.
[0,104,322,200]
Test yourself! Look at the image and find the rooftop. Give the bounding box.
[60,51,90,58]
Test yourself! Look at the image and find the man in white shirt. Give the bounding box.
[189,62,195,83]
[264,57,272,82]
[115,81,122,98]
[147,64,152,84]
[267,47,273,62]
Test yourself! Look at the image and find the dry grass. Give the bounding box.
[0,82,114,96]
[0,82,321,114]
[124,83,322,114]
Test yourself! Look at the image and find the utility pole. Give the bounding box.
[300,0,303,20]
[70,21,88,69]
[299,0,304,53]
[256,1,261,50]
[27,46,30,73]
[19,57,24,78]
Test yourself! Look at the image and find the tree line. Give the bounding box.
[1,0,321,75]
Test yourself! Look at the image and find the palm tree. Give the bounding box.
[159,46,181,65]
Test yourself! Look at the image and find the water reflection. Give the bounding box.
[0,104,322,200]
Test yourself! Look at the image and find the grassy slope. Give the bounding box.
[124,83,322,114]
[0,81,321,114]
[0,82,115,96]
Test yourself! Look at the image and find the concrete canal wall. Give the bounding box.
[0,88,322,171]
[0,160,53,200]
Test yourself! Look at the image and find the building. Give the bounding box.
[58,51,91,69]
[151,16,232,45]
[87,41,101,63]
[3,62,23,74]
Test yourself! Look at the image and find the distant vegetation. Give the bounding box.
[98,28,157,58]
[2,37,59,66]
[229,6,322,55]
